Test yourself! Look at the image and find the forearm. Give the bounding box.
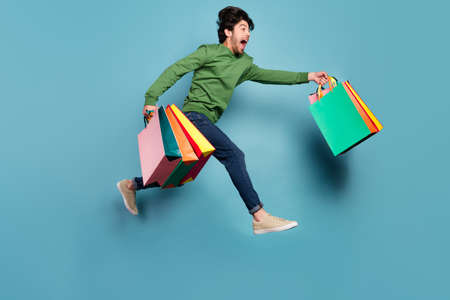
[246,64,309,85]
[255,69,309,85]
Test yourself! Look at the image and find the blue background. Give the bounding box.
[1,0,449,299]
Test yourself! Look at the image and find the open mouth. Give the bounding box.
[240,39,248,49]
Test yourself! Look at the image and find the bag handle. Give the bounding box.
[143,109,156,127]
[317,76,338,100]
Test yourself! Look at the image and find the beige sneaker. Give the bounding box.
[117,179,138,215]
[253,214,298,234]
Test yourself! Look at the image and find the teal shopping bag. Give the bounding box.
[309,82,372,156]
[158,107,181,160]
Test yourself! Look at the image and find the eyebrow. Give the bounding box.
[239,24,248,28]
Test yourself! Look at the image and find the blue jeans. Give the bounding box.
[133,111,263,215]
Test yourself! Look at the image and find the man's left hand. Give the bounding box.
[308,71,329,85]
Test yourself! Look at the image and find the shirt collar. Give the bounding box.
[219,43,245,58]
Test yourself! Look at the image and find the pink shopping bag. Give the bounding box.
[137,107,181,187]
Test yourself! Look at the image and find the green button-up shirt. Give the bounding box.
[145,43,309,123]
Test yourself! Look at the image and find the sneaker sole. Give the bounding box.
[116,182,138,215]
[253,221,298,234]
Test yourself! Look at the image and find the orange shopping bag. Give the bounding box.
[167,105,215,184]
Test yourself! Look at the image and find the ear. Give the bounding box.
[224,28,232,38]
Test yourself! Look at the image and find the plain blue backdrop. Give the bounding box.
[1,0,449,299]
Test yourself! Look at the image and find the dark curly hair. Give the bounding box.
[217,6,254,43]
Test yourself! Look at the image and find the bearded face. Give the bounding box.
[225,20,250,55]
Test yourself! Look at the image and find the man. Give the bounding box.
[117,6,329,234]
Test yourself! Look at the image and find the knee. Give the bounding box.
[232,147,245,161]
[214,146,245,164]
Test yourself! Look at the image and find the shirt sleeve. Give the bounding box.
[242,63,309,85]
[144,45,209,106]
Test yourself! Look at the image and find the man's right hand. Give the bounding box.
[143,105,158,120]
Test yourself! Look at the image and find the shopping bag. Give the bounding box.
[343,81,383,131]
[167,104,215,184]
[341,81,378,133]
[308,77,337,104]
[161,106,199,188]
[138,106,182,187]
[309,77,382,156]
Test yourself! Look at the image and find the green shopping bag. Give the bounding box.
[309,81,373,156]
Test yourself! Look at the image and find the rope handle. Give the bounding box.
[143,109,155,127]
[317,76,338,100]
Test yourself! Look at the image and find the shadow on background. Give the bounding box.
[137,186,184,220]
[301,125,351,197]
[112,184,184,223]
